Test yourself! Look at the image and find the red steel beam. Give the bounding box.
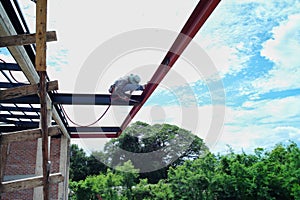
[117,0,221,136]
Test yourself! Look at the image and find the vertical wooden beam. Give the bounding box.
[34,104,52,200]
[39,71,49,200]
[35,0,47,72]
[36,0,49,199]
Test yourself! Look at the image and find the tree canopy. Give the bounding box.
[103,122,208,183]
[69,122,300,200]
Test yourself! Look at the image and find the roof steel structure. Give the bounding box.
[0,0,220,138]
[0,0,68,134]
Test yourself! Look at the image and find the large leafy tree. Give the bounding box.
[103,122,208,183]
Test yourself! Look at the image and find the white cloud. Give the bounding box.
[213,124,300,154]
[274,126,300,141]
[254,14,300,93]
[198,36,247,77]
[212,125,266,154]
[211,96,300,153]
[195,0,300,78]
[231,96,300,125]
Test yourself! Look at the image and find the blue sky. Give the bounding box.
[2,0,300,154]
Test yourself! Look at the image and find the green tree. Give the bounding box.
[87,151,108,176]
[115,160,139,199]
[70,144,88,181]
[70,144,108,182]
[104,122,208,183]
[69,169,123,200]
[132,179,174,200]
[168,153,216,199]
[168,143,300,200]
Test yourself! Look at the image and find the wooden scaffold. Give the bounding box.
[0,0,70,199]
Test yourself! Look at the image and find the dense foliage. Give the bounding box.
[104,122,208,183]
[69,122,300,200]
[70,145,108,181]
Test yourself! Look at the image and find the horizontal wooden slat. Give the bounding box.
[0,80,58,101]
[0,125,61,144]
[0,31,57,47]
[0,173,64,193]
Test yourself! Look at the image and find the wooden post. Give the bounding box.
[39,71,49,200]
[36,0,47,72]
[36,0,49,199]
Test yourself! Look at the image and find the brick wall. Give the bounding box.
[5,140,37,176]
[1,137,63,200]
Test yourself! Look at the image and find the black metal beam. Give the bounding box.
[0,118,37,126]
[0,63,22,71]
[0,82,28,88]
[0,114,39,119]
[68,127,121,138]
[70,133,118,138]
[0,93,141,105]
[0,126,35,132]
[52,93,141,105]
[0,106,40,113]
[0,95,40,104]
[0,119,56,126]
[67,126,121,133]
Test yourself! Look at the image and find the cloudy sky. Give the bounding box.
[2,0,300,154]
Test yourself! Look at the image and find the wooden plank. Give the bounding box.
[0,80,58,101]
[0,126,61,144]
[0,31,56,47]
[0,173,64,193]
